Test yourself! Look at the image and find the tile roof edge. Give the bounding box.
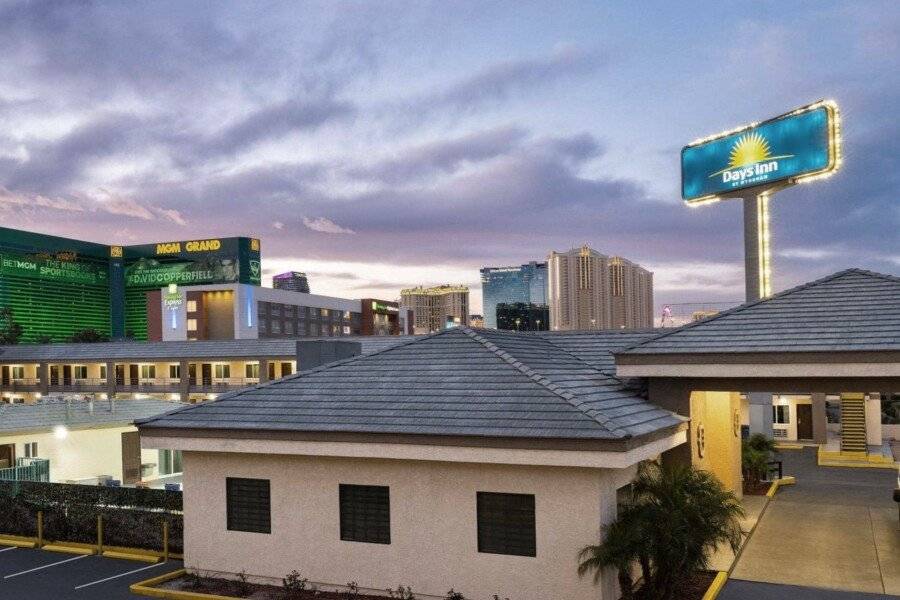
[616,268,896,354]
[462,328,632,439]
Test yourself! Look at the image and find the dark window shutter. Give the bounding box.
[339,484,390,544]
[226,478,271,534]
[476,492,536,557]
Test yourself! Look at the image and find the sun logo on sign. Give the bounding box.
[728,132,773,168]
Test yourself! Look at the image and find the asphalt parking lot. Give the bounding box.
[0,546,182,599]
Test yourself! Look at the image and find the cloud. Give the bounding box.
[778,247,841,260]
[194,97,355,159]
[273,221,284,230]
[302,217,356,235]
[416,45,603,114]
[347,125,528,184]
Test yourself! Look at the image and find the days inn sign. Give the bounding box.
[681,100,841,204]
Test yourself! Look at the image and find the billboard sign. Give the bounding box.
[681,101,840,203]
[0,252,108,286]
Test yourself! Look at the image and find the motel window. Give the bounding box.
[73,366,88,380]
[23,442,38,458]
[11,367,25,380]
[309,323,319,336]
[271,321,282,334]
[186,300,198,312]
[297,322,307,336]
[99,365,107,380]
[320,308,329,318]
[259,320,267,334]
[284,305,295,317]
[214,364,231,379]
[169,364,181,379]
[773,405,790,424]
[339,484,390,544]
[140,365,156,380]
[476,492,536,557]
[245,363,259,379]
[280,362,293,376]
[226,477,271,534]
[270,305,281,317]
[284,321,295,335]
[187,319,198,332]
[159,449,183,475]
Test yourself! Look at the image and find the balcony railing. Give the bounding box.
[1,378,41,391]
[0,458,50,482]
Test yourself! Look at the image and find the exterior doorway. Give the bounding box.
[796,403,813,440]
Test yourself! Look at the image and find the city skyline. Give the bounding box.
[0,2,897,316]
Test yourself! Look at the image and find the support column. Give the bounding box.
[179,360,191,401]
[865,393,882,447]
[811,393,828,444]
[647,379,693,468]
[105,361,116,400]
[259,359,270,384]
[38,362,49,396]
[747,392,774,439]
[743,193,772,303]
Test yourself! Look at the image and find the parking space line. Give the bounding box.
[73,561,167,590]
[3,554,88,578]
[0,548,16,554]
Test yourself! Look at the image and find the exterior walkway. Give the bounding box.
[727,447,899,597]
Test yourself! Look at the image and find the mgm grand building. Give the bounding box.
[0,226,262,342]
[0,227,411,404]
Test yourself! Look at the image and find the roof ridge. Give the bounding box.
[462,328,631,438]
[618,267,891,353]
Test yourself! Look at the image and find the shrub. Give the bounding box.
[742,433,776,486]
[233,571,252,597]
[387,585,416,600]
[283,570,309,598]
[445,589,466,600]
[578,461,744,600]
[343,581,359,599]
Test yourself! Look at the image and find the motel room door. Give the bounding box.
[0,444,14,469]
[796,404,813,440]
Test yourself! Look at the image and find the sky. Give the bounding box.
[0,1,897,316]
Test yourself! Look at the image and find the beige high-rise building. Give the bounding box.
[547,246,653,331]
[400,285,469,334]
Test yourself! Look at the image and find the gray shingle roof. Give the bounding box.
[534,330,659,374]
[138,328,683,441]
[0,398,185,434]
[0,336,409,362]
[620,269,900,355]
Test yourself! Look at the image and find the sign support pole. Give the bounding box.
[742,191,773,303]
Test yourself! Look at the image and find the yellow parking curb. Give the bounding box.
[103,549,162,563]
[130,568,241,600]
[41,543,97,555]
[701,571,728,600]
[0,537,37,548]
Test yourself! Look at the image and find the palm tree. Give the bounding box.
[578,461,745,600]
[742,433,775,487]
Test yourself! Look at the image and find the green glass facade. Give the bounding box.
[0,227,261,343]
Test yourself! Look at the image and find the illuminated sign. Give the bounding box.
[250,238,260,252]
[110,246,123,258]
[155,239,223,255]
[681,101,841,203]
[0,253,108,285]
[371,301,399,313]
[125,259,238,286]
[163,283,183,309]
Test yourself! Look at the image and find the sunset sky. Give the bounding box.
[1,1,897,314]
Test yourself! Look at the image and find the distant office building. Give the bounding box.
[547,246,652,331]
[400,285,469,334]
[496,303,550,331]
[272,271,310,294]
[480,262,548,329]
[468,314,484,328]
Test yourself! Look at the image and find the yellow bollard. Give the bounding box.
[162,520,169,562]
[97,515,103,553]
[37,511,43,548]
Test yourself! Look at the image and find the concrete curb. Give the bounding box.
[702,571,729,600]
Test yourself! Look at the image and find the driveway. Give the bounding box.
[726,447,899,597]
[0,546,182,599]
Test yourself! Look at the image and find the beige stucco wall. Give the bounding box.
[0,425,158,483]
[688,391,743,498]
[182,451,638,600]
